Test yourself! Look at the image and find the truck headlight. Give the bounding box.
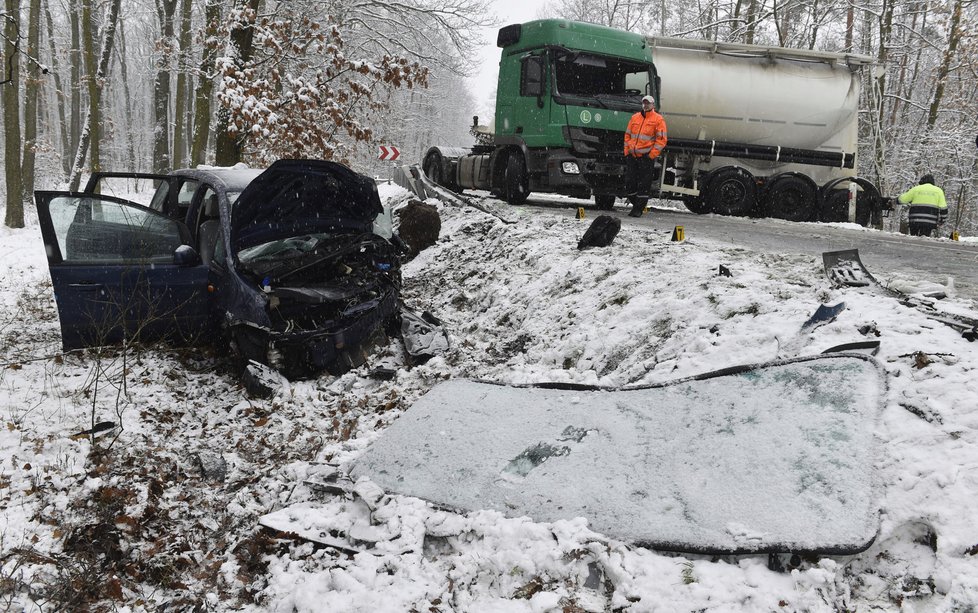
[561,162,581,174]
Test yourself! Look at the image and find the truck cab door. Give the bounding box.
[35,191,211,351]
[514,52,550,147]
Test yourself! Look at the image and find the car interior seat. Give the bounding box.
[198,194,221,264]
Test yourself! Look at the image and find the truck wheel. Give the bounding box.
[704,168,756,216]
[763,176,816,222]
[819,189,873,226]
[819,190,849,223]
[423,150,445,187]
[594,195,616,210]
[504,153,530,205]
[683,196,712,215]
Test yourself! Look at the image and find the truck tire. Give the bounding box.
[504,153,530,205]
[818,189,849,223]
[594,195,616,210]
[423,150,446,187]
[683,196,712,215]
[819,189,873,226]
[762,175,816,222]
[704,168,756,216]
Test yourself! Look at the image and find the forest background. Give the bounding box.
[0,0,976,232]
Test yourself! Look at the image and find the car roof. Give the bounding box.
[170,166,266,192]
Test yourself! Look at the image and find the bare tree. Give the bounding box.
[3,1,24,228]
[19,0,40,206]
[172,0,193,168]
[214,0,260,166]
[67,0,123,190]
[151,0,177,172]
[190,0,221,166]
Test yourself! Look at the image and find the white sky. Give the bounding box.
[467,0,553,119]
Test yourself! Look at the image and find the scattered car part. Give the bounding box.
[399,307,450,364]
[823,249,978,341]
[352,354,886,555]
[801,302,846,331]
[821,340,881,356]
[577,215,621,250]
[242,360,289,399]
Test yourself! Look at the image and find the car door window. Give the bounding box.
[175,179,201,223]
[48,195,185,264]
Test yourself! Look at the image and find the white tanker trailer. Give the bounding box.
[422,19,888,225]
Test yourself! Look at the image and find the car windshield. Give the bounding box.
[237,232,382,285]
[238,234,327,264]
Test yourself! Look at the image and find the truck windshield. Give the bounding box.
[551,49,650,107]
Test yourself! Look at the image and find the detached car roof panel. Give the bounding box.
[352,355,886,555]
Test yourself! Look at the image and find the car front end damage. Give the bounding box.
[229,231,402,379]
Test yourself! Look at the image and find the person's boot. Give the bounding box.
[628,203,643,217]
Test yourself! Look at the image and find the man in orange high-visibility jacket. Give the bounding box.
[623,95,668,217]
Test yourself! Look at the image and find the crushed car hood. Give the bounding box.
[231,159,383,251]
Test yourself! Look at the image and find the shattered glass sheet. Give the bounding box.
[352,355,885,554]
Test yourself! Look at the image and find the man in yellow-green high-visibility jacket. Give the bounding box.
[898,174,947,237]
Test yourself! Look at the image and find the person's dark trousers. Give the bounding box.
[625,155,656,216]
[909,223,936,237]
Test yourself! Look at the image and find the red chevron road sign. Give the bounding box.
[378,146,400,161]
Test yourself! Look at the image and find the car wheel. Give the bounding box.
[704,168,756,216]
[504,153,530,205]
[763,175,817,222]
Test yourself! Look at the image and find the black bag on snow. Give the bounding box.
[577,215,621,250]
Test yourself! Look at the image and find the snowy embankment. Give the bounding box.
[2,184,978,611]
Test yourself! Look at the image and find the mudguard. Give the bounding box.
[352,354,886,554]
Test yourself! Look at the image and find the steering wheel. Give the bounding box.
[625,89,642,95]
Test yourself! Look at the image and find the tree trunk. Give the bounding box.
[69,0,81,171]
[80,0,101,175]
[153,0,177,172]
[191,0,221,166]
[745,0,759,44]
[172,0,193,169]
[3,0,24,228]
[844,4,853,52]
[927,0,963,128]
[215,0,261,166]
[21,0,41,204]
[68,0,122,190]
[44,3,72,179]
[114,19,137,172]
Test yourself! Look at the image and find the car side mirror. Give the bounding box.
[173,244,202,266]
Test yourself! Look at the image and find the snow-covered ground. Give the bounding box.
[2,183,978,611]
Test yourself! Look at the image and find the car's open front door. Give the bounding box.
[35,191,211,350]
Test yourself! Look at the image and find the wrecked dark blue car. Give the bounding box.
[35,159,401,378]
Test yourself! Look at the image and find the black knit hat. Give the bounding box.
[919,174,935,185]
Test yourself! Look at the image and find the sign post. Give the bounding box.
[378,146,400,162]
[378,146,400,183]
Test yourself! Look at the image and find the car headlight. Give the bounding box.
[561,162,581,175]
